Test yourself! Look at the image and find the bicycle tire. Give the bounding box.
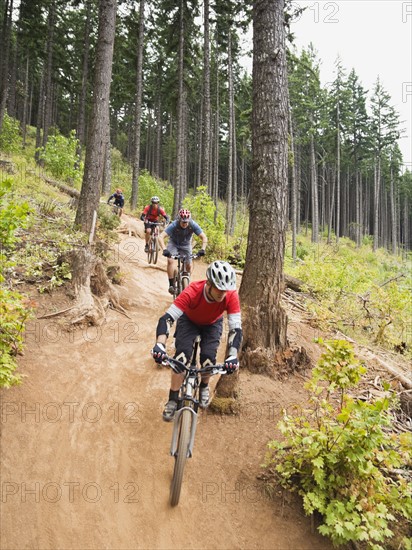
[182,275,190,290]
[172,269,179,299]
[170,408,192,506]
[152,235,159,264]
[147,238,153,264]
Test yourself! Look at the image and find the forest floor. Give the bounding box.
[1,214,410,550]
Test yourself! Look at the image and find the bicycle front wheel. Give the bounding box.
[152,236,159,264]
[147,238,153,264]
[170,408,191,506]
[181,275,190,290]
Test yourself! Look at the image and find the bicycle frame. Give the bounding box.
[146,222,163,264]
[165,338,226,459]
[169,253,199,298]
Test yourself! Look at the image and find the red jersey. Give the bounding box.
[173,280,240,325]
[142,204,168,222]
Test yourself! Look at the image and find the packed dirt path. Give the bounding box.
[1,216,333,550]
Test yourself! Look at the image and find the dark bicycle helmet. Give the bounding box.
[178,209,191,221]
[206,261,236,291]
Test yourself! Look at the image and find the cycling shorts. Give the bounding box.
[174,314,223,367]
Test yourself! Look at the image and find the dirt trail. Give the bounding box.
[1,216,333,550]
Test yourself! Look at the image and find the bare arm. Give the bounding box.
[198,231,208,250]
[158,230,168,250]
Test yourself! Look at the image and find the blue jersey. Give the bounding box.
[165,219,203,246]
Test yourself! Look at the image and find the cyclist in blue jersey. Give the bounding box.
[158,209,207,294]
[107,188,125,217]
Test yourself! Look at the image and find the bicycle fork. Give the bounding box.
[170,407,198,459]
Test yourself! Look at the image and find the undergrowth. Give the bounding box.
[265,339,412,549]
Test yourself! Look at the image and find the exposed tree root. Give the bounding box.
[59,246,127,326]
[241,345,311,379]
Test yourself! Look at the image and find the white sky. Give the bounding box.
[291,0,412,168]
[239,0,412,169]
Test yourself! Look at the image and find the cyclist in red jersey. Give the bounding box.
[151,261,242,421]
[140,196,170,252]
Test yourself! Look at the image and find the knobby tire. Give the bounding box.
[147,238,153,264]
[170,408,192,507]
[152,235,158,264]
[182,276,189,290]
[172,269,179,299]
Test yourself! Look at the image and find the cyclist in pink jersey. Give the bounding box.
[151,261,242,421]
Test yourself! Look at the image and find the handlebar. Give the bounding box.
[169,252,200,261]
[162,355,227,377]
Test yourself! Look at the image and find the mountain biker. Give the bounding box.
[151,260,242,422]
[107,188,125,217]
[158,209,208,294]
[140,196,170,253]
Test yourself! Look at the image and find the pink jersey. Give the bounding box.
[173,280,240,325]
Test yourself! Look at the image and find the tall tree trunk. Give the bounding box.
[0,0,12,133]
[172,0,186,217]
[154,95,162,178]
[239,0,288,366]
[22,54,29,147]
[75,0,117,235]
[130,0,145,210]
[42,0,56,150]
[35,69,45,163]
[373,155,381,251]
[201,0,211,191]
[288,101,297,261]
[76,0,92,166]
[389,163,397,254]
[310,132,319,242]
[226,31,237,236]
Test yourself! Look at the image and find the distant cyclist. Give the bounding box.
[158,209,207,294]
[140,196,170,253]
[151,260,242,421]
[107,188,125,217]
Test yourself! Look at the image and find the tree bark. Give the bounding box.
[75,0,117,234]
[239,0,289,370]
[200,0,211,190]
[130,0,145,210]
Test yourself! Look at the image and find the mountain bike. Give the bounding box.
[109,203,122,217]
[169,253,199,299]
[146,222,163,264]
[163,336,227,506]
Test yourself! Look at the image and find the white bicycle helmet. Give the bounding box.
[151,196,160,203]
[206,261,236,291]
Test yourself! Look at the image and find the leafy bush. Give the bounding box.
[0,114,21,153]
[37,130,81,184]
[266,339,412,549]
[0,179,32,387]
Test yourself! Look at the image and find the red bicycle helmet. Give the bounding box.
[178,209,191,221]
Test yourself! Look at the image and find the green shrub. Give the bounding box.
[0,179,32,387]
[0,114,21,153]
[37,130,81,184]
[266,339,412,549]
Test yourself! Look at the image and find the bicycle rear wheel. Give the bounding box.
[170,408,191,507]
